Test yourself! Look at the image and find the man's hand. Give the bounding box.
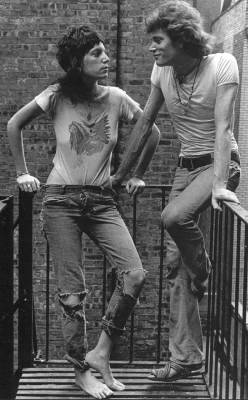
[126,177,145,197]
[17,173,40,192]
[212,187,240,211]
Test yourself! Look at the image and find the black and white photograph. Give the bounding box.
[0,1,247,399]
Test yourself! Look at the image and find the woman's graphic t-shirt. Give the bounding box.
[35,85,140,187]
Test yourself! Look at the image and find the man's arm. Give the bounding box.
[132,108,161,179]
[124,108,161,196]
[212,83,240,209]
[112,84,164,185]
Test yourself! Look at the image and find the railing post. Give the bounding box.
[0,196,14,399]
[18,191,34,368]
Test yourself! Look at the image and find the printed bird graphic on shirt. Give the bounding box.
[69,113,111,156]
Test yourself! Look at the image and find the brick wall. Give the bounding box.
[211,0,248,208]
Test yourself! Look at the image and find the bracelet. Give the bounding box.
[16,171,29,178]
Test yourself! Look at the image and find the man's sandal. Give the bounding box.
[148,361,203,382]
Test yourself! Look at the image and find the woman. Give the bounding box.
[7,26,160,399]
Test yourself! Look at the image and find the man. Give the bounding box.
[112,1,241,381]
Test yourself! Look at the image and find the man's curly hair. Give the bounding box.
[146,1,214,58]
[55,26,104,104]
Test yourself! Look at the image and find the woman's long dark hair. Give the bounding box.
[55,26,104,104]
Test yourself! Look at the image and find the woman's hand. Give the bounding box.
[16,173,40,192]
[126,177,145,197]
[212,187,240,211]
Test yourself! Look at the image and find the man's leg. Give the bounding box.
[162,165,214,296]
[165,167,205,369]
[166,160,240,298]
[149,165,212,381]
[84,203,145,390]
[42,196,113,399]
[151,161,241,380]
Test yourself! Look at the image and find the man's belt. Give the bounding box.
[178,151,240,171]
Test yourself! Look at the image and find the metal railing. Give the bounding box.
[206,201,248,400]
[0,192,34,399]
[0,196,14,399]
[1,188,248,399]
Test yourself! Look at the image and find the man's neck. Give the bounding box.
[173,57,201,82]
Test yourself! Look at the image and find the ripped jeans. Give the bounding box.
[41,185,145,371]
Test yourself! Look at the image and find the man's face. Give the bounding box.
[81,42,109,80]
[148,29,181,66]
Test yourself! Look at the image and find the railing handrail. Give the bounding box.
[223,200,248,225]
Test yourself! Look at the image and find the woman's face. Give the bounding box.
[81,42,109,80]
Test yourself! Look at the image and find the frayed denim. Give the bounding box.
[40,185,145,369]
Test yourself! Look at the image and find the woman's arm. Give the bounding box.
[7,99,44,191]
[212,83,240,209]
[112,84,164,186]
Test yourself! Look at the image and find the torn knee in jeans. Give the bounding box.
[58,291,88,320]
[102,293,137,336]
[118,268,147,299]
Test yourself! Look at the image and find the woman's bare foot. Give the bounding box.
[75,368,113,399]
[86,349,125,391]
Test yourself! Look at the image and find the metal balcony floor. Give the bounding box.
[16,363,211,399]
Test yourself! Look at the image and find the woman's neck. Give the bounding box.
[80,77,99,98]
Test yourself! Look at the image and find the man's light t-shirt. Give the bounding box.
[151,53,239,157]
[35,85,140,187]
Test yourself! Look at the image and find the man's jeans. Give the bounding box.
[41,185,144,371]
[162,159,241,366]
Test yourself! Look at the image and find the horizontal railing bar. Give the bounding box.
[223,200,248,225]
[36,183,172,190]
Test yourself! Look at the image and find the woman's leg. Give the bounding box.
[41,194,113,399]
[84,202,145,390]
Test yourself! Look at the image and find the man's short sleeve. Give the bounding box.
[120,90,140,121]
[216,53,239,86]
[35,84,58,113]
[151,63,161,88]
